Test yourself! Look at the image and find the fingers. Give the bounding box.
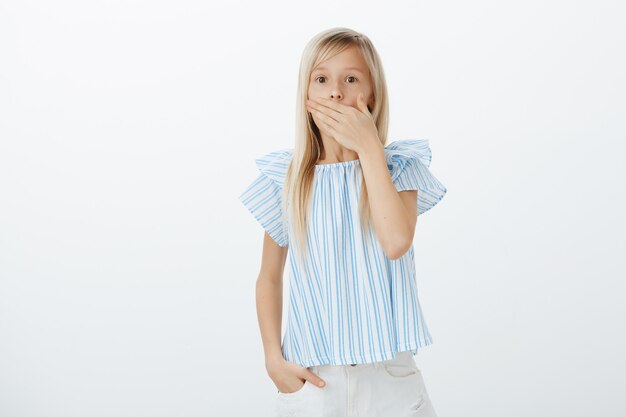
[308,97,348,114]
[313,117,337,137]
[307,107,339,138]
[307,100,341,125]
[274,368,326,393]
[357,92,371,115]
[304,369,326,387]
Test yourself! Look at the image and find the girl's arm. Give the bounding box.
[359,143,418,260]
[257,231,288,368]
[304,97,417,258]
[256,232,327,390]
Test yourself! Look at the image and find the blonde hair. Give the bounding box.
[282,27,390,261]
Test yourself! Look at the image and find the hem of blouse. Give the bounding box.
[294,338,434,368]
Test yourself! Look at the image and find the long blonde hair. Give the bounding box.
[282,27,390,261]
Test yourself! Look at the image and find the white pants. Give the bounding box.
[275,351,438,417]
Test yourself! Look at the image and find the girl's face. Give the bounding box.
[307,45,374,114]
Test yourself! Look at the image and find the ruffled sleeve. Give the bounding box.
[238,148,294,247]
[385,139,447,215]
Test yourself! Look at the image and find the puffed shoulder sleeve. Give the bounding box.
[238,148,293,247]
[385,139,447,215]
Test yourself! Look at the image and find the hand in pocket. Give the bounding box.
[267,357,326,393]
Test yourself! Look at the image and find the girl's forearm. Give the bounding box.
[358,142,414,259]
[256,276,284,367]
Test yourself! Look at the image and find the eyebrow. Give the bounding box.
[312,66,366,74]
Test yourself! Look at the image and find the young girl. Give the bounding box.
[239,27,447,417]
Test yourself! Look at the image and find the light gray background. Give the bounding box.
[1,1,624,416]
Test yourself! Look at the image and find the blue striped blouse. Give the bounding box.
[239,139,447,367]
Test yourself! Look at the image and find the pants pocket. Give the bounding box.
[380,362,419,378]
[277,379,310,397]
[275,378,319,417]
[379,351,420,378]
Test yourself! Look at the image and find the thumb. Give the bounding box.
[357,92,368,114]
[304,369,326,387]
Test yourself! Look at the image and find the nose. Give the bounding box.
[330,86,342,101]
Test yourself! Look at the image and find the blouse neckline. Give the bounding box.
[314,159,361,170]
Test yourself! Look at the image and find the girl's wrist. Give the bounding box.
[357,138,384,161]
[265,351,285,368]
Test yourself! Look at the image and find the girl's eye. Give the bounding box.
[314,75,359,84]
